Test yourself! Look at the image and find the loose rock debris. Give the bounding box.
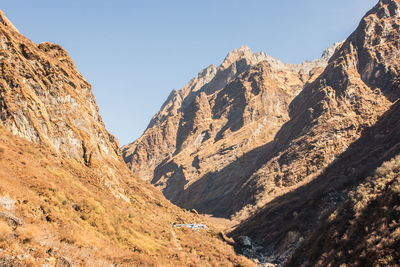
[172,223,207,230]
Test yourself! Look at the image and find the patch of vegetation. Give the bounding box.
[289,155,400,266]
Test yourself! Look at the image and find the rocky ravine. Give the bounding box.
[124,0,400,265]
[123,42,340,217]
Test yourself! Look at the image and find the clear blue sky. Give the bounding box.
[2,0,377,145]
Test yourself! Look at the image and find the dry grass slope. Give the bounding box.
[0,117,255,266]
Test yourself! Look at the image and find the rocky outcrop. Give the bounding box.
[0,10,119,167]
[123,43,339,215]
[0,9,134,200]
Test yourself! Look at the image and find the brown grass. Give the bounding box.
[0,221,11,240]
[0,126,255,266]
[16,224,41,243]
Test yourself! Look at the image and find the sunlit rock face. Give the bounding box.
[0,10,120,166]
[123,41,339,217]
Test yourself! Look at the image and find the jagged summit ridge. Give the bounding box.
[221,43,341,72]
[124,41,341,183]
[152,42,340,128]
[221,45,268,68]
[222,43,341,72]
[185,43,340,98]
[122,41,335,208]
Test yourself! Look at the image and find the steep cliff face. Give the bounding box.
[123,46,276,180]
[230,0,400,265]
[230,0,400,219]
[122,44,339,214]
[0,10,255,266]
[287,101,400,266]
[0,9,134,201]
[0,10,119,167]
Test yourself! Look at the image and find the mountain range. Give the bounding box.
[1,0,400,266]
[123,0,400,265]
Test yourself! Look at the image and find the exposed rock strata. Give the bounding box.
[0,10,133,200]
[0,10,119,166]
[123,43,339,216]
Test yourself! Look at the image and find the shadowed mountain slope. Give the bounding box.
[230,0,400,265]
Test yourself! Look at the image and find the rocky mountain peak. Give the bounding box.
[221,45,271,69]
[321,42,341,61]
[221,46,253,67]
[0,10,19,33]
[198,64,217,79]
[122,41,333,203]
